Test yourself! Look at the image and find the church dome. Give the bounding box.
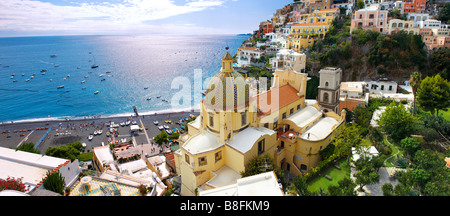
[204,52,249,111]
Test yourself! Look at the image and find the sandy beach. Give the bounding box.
[0,111,199,157]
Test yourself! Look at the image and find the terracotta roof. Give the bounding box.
[164,152,176,168]
[242,47,259,51]
[292,22,328,26]
[256,84,304,117]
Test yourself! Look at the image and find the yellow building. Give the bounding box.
[289,22,330,51]
[307,8,339,24]
[174,51,345,196]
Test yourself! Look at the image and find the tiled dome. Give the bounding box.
[204,52,249,111]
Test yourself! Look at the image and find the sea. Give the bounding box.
[0,34,249,123]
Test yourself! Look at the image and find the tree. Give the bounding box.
[400,137,421,156]
[45,142,83,161]
[408,71,422,115]
[377,102,416,142]
[291,176,318,196]
[43,170,65,195]
[16,142,40,154]
[327,178,357,196]
[416,74,450,117]
[381,183,394,196]
[154,131,168,146]
[438,3,450,24]
[410,169,430,188]
[356,0,365,9]
[354,165,380,192]
[334,124,362,166]
[241,154,284,183]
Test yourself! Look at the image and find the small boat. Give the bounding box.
[125,121,131,126]
[158,125,164,130]
[30,76,34,79]
[81,80,86,84]
[11,73,15,76]
[144,87,149,90]
[106,71,111,73]
[57,85,64,89]
[67,74,70,78]
[98,129,103,135]
[163,125,170,129]
[10,76,13,79]
[21,73,25,76]
[49,79,52,82]
[94,130,98,136]
[26,79,30,82]
[99,74,104,77]
[41,72,45,75]
[106,131,110,137]
[120,122,125,127]
[84,75,89,78]
[131,121,137,125]
[54,64,59,67]
[32,73,36,75]
[77,66,81,69]
[101,78,105,81]
[50,54,57,58]
[88,135,93,141]
[82,87,86,90]
[91,65,98,69]
[156,96,161,98]
[146,97,151,100]
[40,69,47,72]
[94,91,99,94]
[153,120,159,125]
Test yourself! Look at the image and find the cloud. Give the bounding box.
[0,0,227,36]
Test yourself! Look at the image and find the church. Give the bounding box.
[174,50,346,196]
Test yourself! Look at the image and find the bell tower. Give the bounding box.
[317,67,342,113]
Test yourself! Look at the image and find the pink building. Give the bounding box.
[350,5,388,34]
[423,35,450,51]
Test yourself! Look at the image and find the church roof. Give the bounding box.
[222,52,234,60]
[256,84,303,117]
[227,127,276,154]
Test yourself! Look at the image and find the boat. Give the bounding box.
[82,87,86,90]
[49,79,52,82]
[50,54,57,58]
[125,121,131,126]
[30,76,34,79]
[94,130,98,136]
[163,125,170,129]
[21,73,25,76]
[33,73,36,75]
[84,75,89,78]
[146,97,151,100]
[54,64,59,67]
[98,129,103,135]
[153,120,159,125]
[156,96,161,98]
[77,66,81,69]
[106,131,110,137]
[40,69,47,72]
[10,76,13,79]
[41,72,45,75]
[94,91,99,94]
[131,121,137,125]
[99,74,104,77]
[158,125,164,130]
[81,80,86,83]
[26,79,30,82]
[67,74,70,78]
[57,85,64,89]
[101,78,105,81]
[120,122,125,127]
[106,71,111,73]
[88,135,93,141]
[91,64,98,69]
[144,87,149,90]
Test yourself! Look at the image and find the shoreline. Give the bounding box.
[0,104,201,126]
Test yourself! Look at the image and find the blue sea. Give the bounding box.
[0,34,248,123]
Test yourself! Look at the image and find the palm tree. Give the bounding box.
[409,71,421,115]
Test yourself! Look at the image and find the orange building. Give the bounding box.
[404,0,426,13]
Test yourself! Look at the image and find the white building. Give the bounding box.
[236,47,264,66]
[364,79,398,95]
[0,146,81,193]
[269,48,306,73]
[198,171,284,196]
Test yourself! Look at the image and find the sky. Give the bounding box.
[0,0,292,37]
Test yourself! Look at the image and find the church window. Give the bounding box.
[241,112,247,126]
[258,139,266,155]
[209,114,214,127]
[215,151,222,163]
[325,81,329,87]
[185,154,190,164]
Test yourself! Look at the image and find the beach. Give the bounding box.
[0,110,199,157]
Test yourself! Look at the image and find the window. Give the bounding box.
[381,85,385,90]
[359,14,362,19]
[297,104,301,110]
[325,81,329,87]
[258,139,265,155]
[241,112,247,126]
[273,119,278,130]
[209,114,214,127]
[369,14,374,19]
[300,164,308,170]
[282,112,287,119]
[389,85,393,91]
[290,108,294,115]
[199,156,207,166]
[323,92,329,103]
[185,154,190,164]
[215,151,222,163]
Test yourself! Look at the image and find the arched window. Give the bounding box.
[392,23,397,28]
[398,23,403,28]
[325,81,329,87]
